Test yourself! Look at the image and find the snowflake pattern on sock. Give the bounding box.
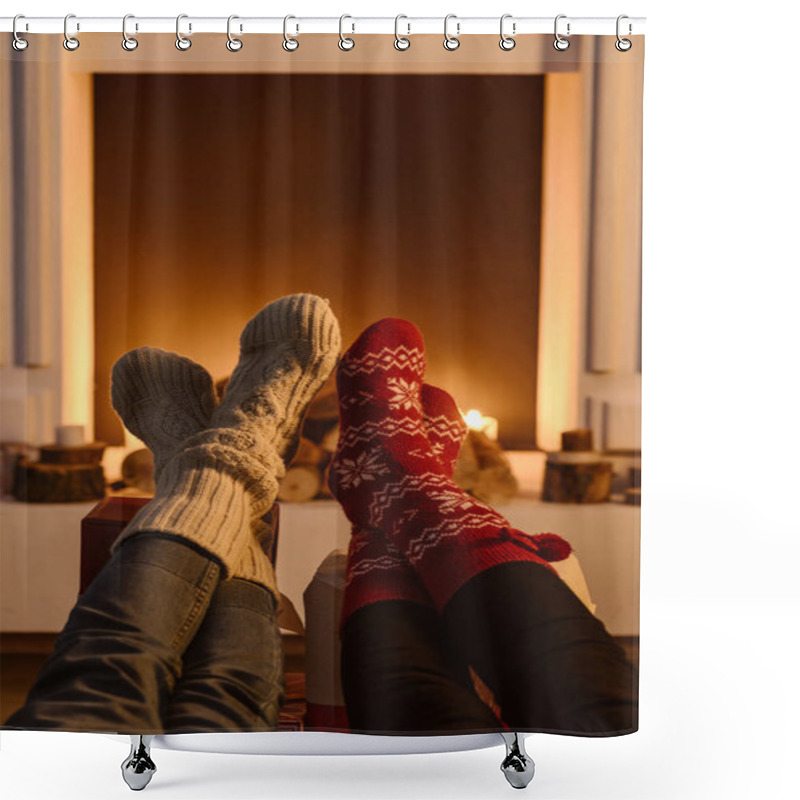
[331,318,571,611]
[340,383,468,623]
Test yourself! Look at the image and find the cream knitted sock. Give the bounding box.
[110,346,218,481]
[110,346,279,593]
[111,294,341,580]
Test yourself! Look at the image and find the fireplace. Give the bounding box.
[93,72,545,448]
[1,34,643,465]
[0,34,644,637]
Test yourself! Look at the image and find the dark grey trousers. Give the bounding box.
[3,533,284,734]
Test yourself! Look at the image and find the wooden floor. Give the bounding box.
[2,633,639,727]
[1,634,57,724]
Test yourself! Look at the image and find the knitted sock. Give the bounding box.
[110,346,218,482]
[112,294,341,581]
[341,384,467,624]
[110,347,282,595]
[331,318,570,611]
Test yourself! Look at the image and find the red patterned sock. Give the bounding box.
[331,318,571,611]
[340,384,467,624]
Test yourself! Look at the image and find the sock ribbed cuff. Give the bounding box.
[341,533,432,627]
[110,455,260,578]
[408,534,560,611]
[231,537,279,600]
[173,434,284,510]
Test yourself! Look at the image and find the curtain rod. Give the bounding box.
[1,16,646,37]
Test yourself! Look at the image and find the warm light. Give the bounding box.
[464,409,485,430]
[462,409,499,440]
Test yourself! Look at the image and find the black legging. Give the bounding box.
[342,562,637,736]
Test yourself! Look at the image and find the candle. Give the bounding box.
[463,409,499,441]
[56,425,86,447]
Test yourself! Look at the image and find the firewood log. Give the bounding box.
[472,465,518,506]
[278,436,326,502]
[40,443,106,466]
[319,424,340,454]
[278,465,322,503]
[302,388,339,446]
[453,434,480,492]
[121,448,156,494]
[292,437,326,467]
[469,430,509,469]
[469,431,518,504]
[454,431,518,504]
[542,428,612,503]
[542,461,612,503]
[13,458,106,503]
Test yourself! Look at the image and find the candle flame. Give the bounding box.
[464,409,485,431]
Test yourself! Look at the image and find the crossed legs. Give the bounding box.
[3,294,340,733]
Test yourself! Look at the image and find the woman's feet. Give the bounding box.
[340,383,467,624]
[331,318,570,610]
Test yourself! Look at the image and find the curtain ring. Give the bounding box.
[12,14,29,51]
[338,14,355,51]
[175,14,192,51]
[394,14,410,51]
[443,14,460,51]
[122,14,139,51]
[615,14,632,51]
[553,14,570,51]
[499,14,515,51]
[63,13,80,51]
[283,15,299,51]
[226,15,243,51]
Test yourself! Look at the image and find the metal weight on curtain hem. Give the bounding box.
[4,14,642,52]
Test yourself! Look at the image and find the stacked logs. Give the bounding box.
[277,386,521,505]
[277,393,521,505]
[104,376,339,503]
[277,384,339,503]
[216,376,520,506]
[453,429,518,506]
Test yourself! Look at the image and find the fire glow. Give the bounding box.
[462,409,499,441]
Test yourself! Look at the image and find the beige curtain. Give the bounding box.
[94,74,544,447]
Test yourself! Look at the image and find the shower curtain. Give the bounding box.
[0,21,643,741]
